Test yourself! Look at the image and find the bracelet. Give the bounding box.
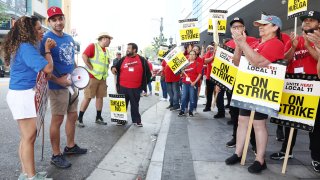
[45,52,51,54]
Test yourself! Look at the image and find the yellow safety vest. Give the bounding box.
[87,43,110,80]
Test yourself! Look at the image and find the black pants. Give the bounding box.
[280,127,298,154]
[216,88,225,114]
[119,86,141,123]
[226,90,232,106]
[205,79,215,109]
[230,105,256,146]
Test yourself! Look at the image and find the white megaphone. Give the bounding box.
[67,66,90,95]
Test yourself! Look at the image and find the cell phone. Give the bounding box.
[304,29,315,34]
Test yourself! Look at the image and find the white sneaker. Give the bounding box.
[193,109,198,114]
[160,98,167,101]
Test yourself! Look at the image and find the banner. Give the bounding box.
[208,9,228,35]
[158,45,169,60]
[231,57,287,117]
[164,46,189,75]
[287,0,308,19]
[271,74,320,131]
[34,71,48,136]
[154,76,161,96]
[109,94,127,123]
[210,46,237,92]
[179,18,200,45]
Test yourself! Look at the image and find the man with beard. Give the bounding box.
[111,43,151,127]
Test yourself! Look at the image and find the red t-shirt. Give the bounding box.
[182,61,202,84]
[281,33,291,46]
[251,37,284,63]
[147,61,153,71]
[119,55,143,88]
[225,36,258,49]
[83,43,107,78]
[162,60,181,82]
[204,51,214,80]
[285,36,317,74]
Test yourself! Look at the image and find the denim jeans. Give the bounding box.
[167,81,180,108]
[160,79,168,98]
[181,83,197,113]
[147,82,152,93]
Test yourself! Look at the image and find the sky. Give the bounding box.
[70,0,191,53]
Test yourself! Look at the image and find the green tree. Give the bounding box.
[0,3,9,22]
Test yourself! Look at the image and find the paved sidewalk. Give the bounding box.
[146,96,320,180]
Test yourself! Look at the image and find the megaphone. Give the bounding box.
[67,66,90,95]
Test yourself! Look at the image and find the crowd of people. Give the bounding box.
[1,3,320,179]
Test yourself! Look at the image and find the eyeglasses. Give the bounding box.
[231,25,244,29]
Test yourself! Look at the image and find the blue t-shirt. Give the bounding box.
[40,31,75,89]
[9,43,48,90]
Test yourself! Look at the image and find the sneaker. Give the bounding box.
[276,127,284,141]
[248,160,267,173]
[76,120,85,128]
[166,105,173,109]
[160,98,167,101]
[18,173,26,180]
[225,154,241,165]
[51,154,72,168]
[28,173,52,180]
[116,121,124,126]
[312,160,320,173]
[136,122,143,127]
[63,144,87,155]
[178,111,185,117]
[95,117,107,125]
[214,112,225,118]
[226,137,236,148]
[270,152,293,160]
[189,111,194,117]
[225,104,230,109]
[203,108,211,112]
[170,107,180,111]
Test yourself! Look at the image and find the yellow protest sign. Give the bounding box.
[210,46,238,91]
[287,0,308,19]
[109,94,127,122]
[158,46,169,60]
[154,76,161,96]
[231,57,287,116]
[208,9,228,35]
[179,18,200,44]
[164,46,189,75]
[271,75,320,131]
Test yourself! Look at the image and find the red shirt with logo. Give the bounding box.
[225,36,258,49]
[119,55,143,88]
[182,61,202,84]
[204,51,214,80]
[162,60,181,82]
[250,37,284,63]
[285,36,317,74]
[83,43,106,78]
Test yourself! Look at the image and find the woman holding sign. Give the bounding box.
[178,50,202,117]
[3,16,55,179]
[225,15,284,173]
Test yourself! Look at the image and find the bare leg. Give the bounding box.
[235,115,249,156]
[18,118,37,178]
[19,140,25,174]
[66,112,77,147]
[253,119,268,164]
[80,98,91,112]
[96,97,103,111]
[50,115,64,155]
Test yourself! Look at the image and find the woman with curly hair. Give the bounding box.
[3,16,55,180]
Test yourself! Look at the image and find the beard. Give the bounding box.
[126,51,134,56]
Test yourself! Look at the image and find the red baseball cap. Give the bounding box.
[47,6,64,19]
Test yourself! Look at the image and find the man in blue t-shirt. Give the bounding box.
[40,6,87,169]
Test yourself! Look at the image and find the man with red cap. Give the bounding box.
[40,6,87,169]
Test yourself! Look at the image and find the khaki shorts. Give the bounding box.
[84,78,107,98]
[49,89,78,115]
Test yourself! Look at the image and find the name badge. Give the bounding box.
[129,67,134,72]
[186,77,190,82]
[294,67,304,74]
